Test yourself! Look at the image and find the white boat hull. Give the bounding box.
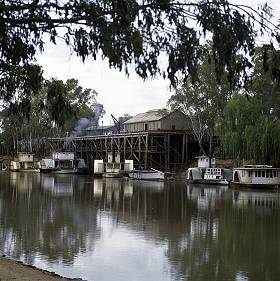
[128,170,165,180]
[187,167,231,185]
[40,168,85,174]
[231,181,280,189]
[103,172,123,178]
[189,179,229,185]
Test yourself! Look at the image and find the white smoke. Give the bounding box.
[64,102,105,144]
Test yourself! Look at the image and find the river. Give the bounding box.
[0,172,279,281]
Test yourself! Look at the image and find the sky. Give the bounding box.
[36,0,280,125]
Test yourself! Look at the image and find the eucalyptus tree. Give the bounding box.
[0,0,278,119]
[168,56,233,156]
[248,47,280,120]
[0,78,98,153]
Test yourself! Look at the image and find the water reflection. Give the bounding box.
[0,173,280,280]
[233,189,280,209]
[187,184,229,211]
[0,172,100,266]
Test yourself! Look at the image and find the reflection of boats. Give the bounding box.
[233,190,280,208]
[40,152,87,174]
[9,171,40,192]
[40,174,74,196]
[232,165,280,189]
[128,168,165,180]
[132,180,164,191]
[10,153,40,172]
[187,156,232,185]
[187,184,229,210]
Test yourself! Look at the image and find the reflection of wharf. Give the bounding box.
[46,131,197,173]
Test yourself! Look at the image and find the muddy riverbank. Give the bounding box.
[0,256,84,281]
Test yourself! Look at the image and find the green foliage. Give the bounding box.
[220,46,280,165]
[220,95,280,165]
[0,0,278,110]
[0,78,98,153]
[168,53,233,155]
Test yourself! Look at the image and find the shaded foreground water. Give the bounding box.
[0,172,280,281]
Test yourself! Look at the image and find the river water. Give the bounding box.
[0,172,280,281]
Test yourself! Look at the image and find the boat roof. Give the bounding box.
[235,165,280,170]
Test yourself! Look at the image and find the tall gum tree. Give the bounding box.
[168,54,234,156]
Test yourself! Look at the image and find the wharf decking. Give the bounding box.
[46,131,199,172]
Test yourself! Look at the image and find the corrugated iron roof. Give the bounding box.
[124,109,167,124]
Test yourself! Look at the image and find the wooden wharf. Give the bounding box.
[46,131,198,173]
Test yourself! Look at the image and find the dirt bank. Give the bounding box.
[0,256,85,281]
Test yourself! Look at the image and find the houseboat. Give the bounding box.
[128,168,165,180]
[103,152,123,178]
[10,152,40,172]
[232,165,280,189]
[187,156,232,185]
[40,152,87,174]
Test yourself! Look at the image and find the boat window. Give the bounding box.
[255,171,257,177]
[274,171,277,177]
[262,170,265,177]
[257,170,261,177]
[270,170,273,178]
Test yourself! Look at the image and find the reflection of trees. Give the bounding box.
[94,181,280,281]
[165,187,280,281]
[1,173,280,280]
[0,173,100,265]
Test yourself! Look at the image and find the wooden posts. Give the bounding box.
[47,131,192,173]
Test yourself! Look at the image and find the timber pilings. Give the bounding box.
[46,131,198,173]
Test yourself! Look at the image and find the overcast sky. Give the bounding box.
[37,0,280,125]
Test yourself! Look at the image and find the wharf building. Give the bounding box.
[46,109,201,173]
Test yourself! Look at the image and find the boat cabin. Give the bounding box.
[52,152,75,169]
[204,168,224,180]
[233,165,280,186]
[10,152,38,171]
[187,156,232,184]
[196,156,216,168]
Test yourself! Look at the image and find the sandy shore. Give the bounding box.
[0,256,85,281]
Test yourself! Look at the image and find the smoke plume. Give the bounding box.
[64,102,105,145]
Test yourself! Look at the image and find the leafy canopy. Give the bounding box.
[219,45,280,165]
[0,0,278,106]
[168,52,234,155]
[0,78,98,153]
[220,95,280,165]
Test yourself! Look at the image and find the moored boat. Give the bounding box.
[40,152,87,174]
[102,152,124,178]
[10,152,40,172]
[231,165,280,189]
[187,156,232,185]
[128,168,165,180]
